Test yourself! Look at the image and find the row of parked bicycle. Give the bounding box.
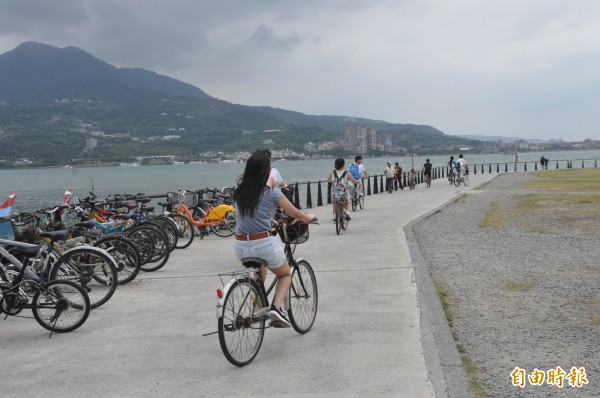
[0,187,236,335]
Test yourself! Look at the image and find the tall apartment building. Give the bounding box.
[344,126,377,154]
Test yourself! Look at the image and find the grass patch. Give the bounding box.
[435,282,489,397]
[435,283,454,326]
[532,169,600,179]
[479,202,505,228]
[452,193,468,203]
[503,281,531,292]
[523,179,600,192]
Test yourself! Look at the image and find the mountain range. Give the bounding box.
[0,41,482,165]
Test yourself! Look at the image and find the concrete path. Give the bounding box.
[1,173,497,398]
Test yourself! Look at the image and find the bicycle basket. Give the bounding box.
[281,221,309,244]
[183,192,198,207]
[167,192,179,205]
[12,220,35,243]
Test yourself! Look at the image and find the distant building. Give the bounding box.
[344,126,376,154]
[85,138,97,150]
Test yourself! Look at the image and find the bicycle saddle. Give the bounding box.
[8,244,42,258]
[241,257,266,268]
[74,220,96,229]
[38,230,69,242]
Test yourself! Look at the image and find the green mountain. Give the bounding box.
[0,42,482,165]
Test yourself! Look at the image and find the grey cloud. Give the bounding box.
[248,25,302,52]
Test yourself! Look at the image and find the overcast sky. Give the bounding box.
[1,0,599,141]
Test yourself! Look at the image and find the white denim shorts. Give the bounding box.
[233,236,286,269]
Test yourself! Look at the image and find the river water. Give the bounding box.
[2,149,600,211]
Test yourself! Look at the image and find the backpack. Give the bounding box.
[331,170,348,203]
[348,163,361,180]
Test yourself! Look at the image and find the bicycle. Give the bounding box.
[424,173,432,188]
[0,232,91,334]
[210,216,318,366]
[454,168,469,187]
[334,200,349,235]
[167,190,236,238]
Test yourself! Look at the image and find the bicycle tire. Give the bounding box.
[454,175,461,187]
[335,205,341,235]
[0,269,28,315]
[94,236,141,285]
[32,279,91,333]
[150,217,178,252]
[288,260,318,334]
[192,208,210,237]
[210,211,236,237]
[351,196,357,212]
[168,213,195,249]
[123,228,154,265]
[218,278,266,367]
[135,225,170,272]
[50,247,118,309]
[463,174,469,186]
[359,194,364,209]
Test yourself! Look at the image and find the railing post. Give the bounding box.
[317,181,323,207]
[306,182,312,208]
[403,172,407,188]
[294,182,301,209]
[582,160,585,168]
[497,164,499,173]
[524,162,527,171]
[596,159,598,168]
[535,161,538,170]
[556,161,558,169]
[327,182,332,204]
[481,164,484,174]
[380,175,384,193]
[366,178,371,195]
[505,163,508,172]
[373,176,378,194]
[489,164,492,174]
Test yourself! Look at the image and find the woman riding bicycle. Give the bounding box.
[232,150,315,328]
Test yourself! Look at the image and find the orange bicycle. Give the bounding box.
[168,190,236,238]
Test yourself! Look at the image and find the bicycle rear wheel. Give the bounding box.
[463,175,469,186]
[50,247,118,309]
[335,205,341,235]
[454,175,461,187]
[351,196,357,212]
[288,260,318,334]
[210,211,236,237]
[32,279,91,333]
[218,278,266,367]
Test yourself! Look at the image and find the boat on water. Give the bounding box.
[172,161,186,165]
[119,162,141,167]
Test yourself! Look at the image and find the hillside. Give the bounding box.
[0,42,482,165]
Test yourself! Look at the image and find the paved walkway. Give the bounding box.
[1,173,497,397]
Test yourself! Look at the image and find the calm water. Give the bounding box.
[2,149,600,211]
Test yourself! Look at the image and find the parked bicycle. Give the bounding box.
[210,216,318,366]
[0,224,91,334]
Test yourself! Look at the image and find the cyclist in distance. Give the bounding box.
[232,150,315,328]
[456,154,469,175]
[349,155,368,196]
[328,157,360,220]
[447,156,456,184]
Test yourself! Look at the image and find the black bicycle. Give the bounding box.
[0,235,90,334]
[210,216,318,367]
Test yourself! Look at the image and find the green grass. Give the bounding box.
[503,281,531,292]
[532,169,600,179]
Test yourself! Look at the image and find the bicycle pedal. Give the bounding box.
[270,320,285,328]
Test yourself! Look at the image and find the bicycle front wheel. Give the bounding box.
[288,260,318,334]
[359,194,364,209]
[32,279,91,333]
[463,174,469,186]
[218,278,266,367]
[168,214,195,249]
[454,175,461,187]
[94,236,141,285]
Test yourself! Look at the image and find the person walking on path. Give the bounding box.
[384,161,395,193]
[394,162,404,191]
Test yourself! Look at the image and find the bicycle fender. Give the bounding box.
[61,245,119,269]
[216,277,237,318]
[208,204,235,220]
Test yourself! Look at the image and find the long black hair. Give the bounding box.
[233,150,271,217]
